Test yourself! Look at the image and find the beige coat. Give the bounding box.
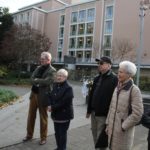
[106,81,143,150]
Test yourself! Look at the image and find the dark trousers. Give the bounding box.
[54,121,70,150]
[148,130,150,150]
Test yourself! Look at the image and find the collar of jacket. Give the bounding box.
[121,79,133,91]
[99,69,112,77]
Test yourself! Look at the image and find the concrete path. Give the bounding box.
[0,82,149,150]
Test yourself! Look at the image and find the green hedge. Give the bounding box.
[139,76,150,91]
[0,89,18,104]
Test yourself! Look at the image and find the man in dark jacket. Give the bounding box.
[23,52,56,145]
[86,56,118,150]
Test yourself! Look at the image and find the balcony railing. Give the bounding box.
[53,57,97,64]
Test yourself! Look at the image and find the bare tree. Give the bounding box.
[0,24,51,78]
[111,38,136,64]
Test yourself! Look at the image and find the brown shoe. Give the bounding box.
[39,140,46,145]
[23,137,32,142]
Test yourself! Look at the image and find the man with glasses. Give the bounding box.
[23,52,56,145]
[86,56,118,150]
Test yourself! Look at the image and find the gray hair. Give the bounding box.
[57,69,68,77]
[119,61,137,77]
[41,52,52,61]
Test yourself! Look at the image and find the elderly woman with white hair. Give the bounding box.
[106,61,143,150]
[48,69,74,150]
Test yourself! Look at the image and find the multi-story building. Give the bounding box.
[13,0,150,78]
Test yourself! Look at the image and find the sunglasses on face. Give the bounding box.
[98,61,105,65]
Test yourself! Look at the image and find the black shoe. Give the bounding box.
[23,137,32,142]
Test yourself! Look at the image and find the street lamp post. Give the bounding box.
[136,1,150,86]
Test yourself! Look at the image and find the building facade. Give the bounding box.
[12,0,150,78]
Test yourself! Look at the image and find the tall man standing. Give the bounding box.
[23,51,56,145]
[86,56,118,150]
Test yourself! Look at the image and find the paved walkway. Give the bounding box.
[0,83,149,150]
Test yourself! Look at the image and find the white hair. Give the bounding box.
[41,52,52,61]
[57,69,68,77]
[119,61,137,77]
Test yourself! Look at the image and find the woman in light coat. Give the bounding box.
[106,61,143,150]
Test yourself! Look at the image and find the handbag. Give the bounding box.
[95,125,108,148]
[128,85,147,126]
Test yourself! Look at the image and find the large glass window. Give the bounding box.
[105,6,113,19]
[86,22,94,34]
[70,25,77,36]
[69,38,76,48]
[104,20,112,34]
[78,24,85,35]
[85,36,93,48]
[59,27,64,38]
[87,8,95,22]
[77,37,84,48]
[71,12,78,23]
[79,10,86,22]
[60,15,65,25]
[104,35,111,48]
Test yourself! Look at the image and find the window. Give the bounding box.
[103,50,111,57]
[77,51,83,62]
[27,12,30,22]
[87,8,95,22]
[69,38,76,48]
[77,37,84,48]
[85,36,93,48]
[60,15,65,25]
[58,39,63,49]
[78,24,85,35]
[105,6,113,19]
[69,51,75,57]
[104,20,112,34]
[86,22,94,34]
[59,27,64,38]
[79,10,86,22]
[85,51,91,62]
[104,35,111,48]
[20,14,24,23]
[70,25,77,36]
[14,16,17,22]
[71,12,78,23]
[57,52,62,62]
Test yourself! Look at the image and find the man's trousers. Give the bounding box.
[26,92,48,140]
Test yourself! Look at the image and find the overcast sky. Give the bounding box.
[0,0,88,13]
[0,0,43,13]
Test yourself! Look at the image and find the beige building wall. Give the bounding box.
[44,11,60,60]
[12,0,150,67]
[113,0,150,64]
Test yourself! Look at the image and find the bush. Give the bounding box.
[0,66,8,78]
[139,76,150,91]
[0,89,18,106]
